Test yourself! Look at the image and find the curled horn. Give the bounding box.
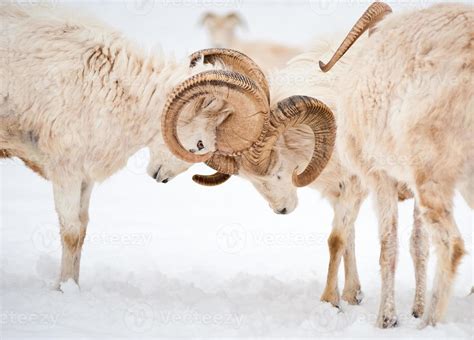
[189,48,270,100]
[319,2,392,72]
[192,172,231,186]
[162,69,268,164]
[188,48,271,181]
[243,96,336,187]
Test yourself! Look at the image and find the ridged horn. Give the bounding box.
[192,172,231,186]
[243,96,336,187]
[189,48,270,100]
[162,69,268,163]
[319,2,392,72]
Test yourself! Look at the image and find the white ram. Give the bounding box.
[0,5,272,289]
[170,2,473,329]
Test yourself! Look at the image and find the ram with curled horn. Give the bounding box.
[162,48,337,188]
[220,0,472,330]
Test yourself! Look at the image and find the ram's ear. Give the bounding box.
[199,12,217,27]
[225,12,247,29]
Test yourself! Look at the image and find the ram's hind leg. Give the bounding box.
[370,173,399,328]
[53,178,93,287]
[410,202,429,318]
[416,176,465,327]
[342,221,363,305]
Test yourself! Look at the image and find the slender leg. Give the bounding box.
[416,178,465,327]
[342,179,365,304]
[321,178,365,307]
[370,173,399,328]
[342,221,363,305]
[53,178,93,287]
[410,202,429,318]
[79,181,93,231]
[320,221,345,307]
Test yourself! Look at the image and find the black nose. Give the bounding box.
[277,208,288,215]
[161,178,169,184]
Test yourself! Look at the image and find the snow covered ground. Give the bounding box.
[1,0,473,338]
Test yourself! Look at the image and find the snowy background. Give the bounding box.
[1,0,473,338]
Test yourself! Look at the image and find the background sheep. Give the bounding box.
[0,6,264,289]
[199,11,303,71]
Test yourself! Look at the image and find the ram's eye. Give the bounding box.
[197,140,204,151]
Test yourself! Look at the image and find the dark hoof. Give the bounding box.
[412,311,420,318]
[383,316,399,328]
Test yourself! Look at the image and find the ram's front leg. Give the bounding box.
[320,219,346,307]
[341,220,363,305]
[370,173,399,328]
[321,180,364,307]
[52,177,93,288]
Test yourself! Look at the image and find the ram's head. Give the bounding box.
[162,48,336,212]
